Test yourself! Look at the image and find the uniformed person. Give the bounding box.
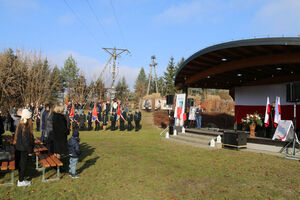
[87,111,92,131]
[102,111,108,131]
[79,111,86,131]
[127,111,133,131]
[119,108,127,131]
[134,107,142,131]
[110,111,117,131]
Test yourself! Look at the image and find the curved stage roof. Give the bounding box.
[175,37,300,89]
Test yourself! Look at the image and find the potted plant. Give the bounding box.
[241,113,263,138]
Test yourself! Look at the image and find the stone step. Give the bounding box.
[161,137,215,150]
[185,128,223,137]
[171,134,214,146]
[178,132,221,141]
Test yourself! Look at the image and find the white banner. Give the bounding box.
[174,94,186,126]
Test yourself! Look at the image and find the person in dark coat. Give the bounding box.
[87,111,92,131]
[95,112,101,131]
[40,104,50,143]
[13,109,34,187]
[4,111,12,132]
[110,111,117,131]
[89,101,94,111]
[68,129,80,178]
[79,112,86,131]
[45,107,54,150]
[105,101,110,115]
[102,112,108,131]
[65,113,71,133]
[119,108,127,131]
[35,109,41,132]
[96,102,102,113]
[11,110,21,136]
[72,112,80,133]
[51,106,69,159]
[0,113,5,148]
[67,102,72,113]
[134,107,142,131]
[127,111,133,131]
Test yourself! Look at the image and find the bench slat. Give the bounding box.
[8,160,15,170]
[45,155,56,167]
[37,153,51,168]
[48,154,63,166]
[1,161,8,171]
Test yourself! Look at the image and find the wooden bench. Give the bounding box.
[34,138,63,182]
[0,146,15,186]
[35,152,63,182]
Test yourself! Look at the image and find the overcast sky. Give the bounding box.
[1,0,300,89]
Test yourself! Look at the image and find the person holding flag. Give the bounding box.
[69,103,75,121]
[265,98,277,138]
[91,103,98,130]
[70,105,80,132]
[95,111,101,131]
[119,107,127,131]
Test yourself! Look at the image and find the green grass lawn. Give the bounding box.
[1,111,300,199]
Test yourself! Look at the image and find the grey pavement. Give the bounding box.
[162,132,300,158]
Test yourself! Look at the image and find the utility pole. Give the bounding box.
[146,55,158,95]
[102,47,130,111]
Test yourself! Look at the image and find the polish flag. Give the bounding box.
[264,97,271,127]
[274,96,281,127]
[69,104,75,120]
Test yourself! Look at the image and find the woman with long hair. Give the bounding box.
[13,109,34,187]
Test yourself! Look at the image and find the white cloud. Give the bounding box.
[154,1,203,24]
[252,0,300,35]
[47,51,139,90]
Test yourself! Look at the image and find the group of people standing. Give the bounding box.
[0,99,143,187]
[0,104,81,187]
[68,99,142,132]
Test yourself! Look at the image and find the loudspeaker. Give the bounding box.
[187,98,194,107]
[169,126,174,135]
[223,131,247,146]
[166,95,174,105]
[286,82,300,102]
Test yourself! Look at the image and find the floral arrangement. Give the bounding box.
[241,113,263,126]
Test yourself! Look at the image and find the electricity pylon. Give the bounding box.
[102,47,130,112]
[146,55,158,95]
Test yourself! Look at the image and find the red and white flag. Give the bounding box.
[264,97,271,127]
[274,96,281,127]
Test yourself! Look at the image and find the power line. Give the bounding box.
[85,0,114,46]
[109,0,127,48]
[63,0,101,46]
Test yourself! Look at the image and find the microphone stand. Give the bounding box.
[279,102,300,160]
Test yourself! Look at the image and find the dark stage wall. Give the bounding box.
[235,105,300,127]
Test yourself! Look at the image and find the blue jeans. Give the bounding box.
[196,115,202,128]
[69,157,78,175]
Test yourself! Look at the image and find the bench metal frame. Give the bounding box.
[0,169,14,186]
[35,154,61,182]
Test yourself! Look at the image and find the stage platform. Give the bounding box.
[185,128,298,147]
[164,128,299,156]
